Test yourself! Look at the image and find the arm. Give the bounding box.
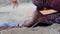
[19,10,44,27]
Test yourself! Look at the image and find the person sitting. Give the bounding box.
[19,0,60,28]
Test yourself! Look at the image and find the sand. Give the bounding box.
[0,24,60,34]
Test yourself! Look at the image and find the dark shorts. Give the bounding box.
[33,0,60,12]
[41,13,60,24]
[35,3,56,10]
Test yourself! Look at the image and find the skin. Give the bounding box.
[20,10,44,27]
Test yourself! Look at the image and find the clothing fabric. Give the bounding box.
[33,0,60,12]
[42,12,60,24]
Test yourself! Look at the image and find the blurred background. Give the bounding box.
[0,0,32,6]
[0,0,36,24]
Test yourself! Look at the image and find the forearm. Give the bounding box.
[20,10,44,27]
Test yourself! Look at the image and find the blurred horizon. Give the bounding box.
[0,0,32,5]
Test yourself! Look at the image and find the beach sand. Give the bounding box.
[0,24,60,34]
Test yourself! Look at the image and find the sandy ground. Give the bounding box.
[0,24,60,34]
